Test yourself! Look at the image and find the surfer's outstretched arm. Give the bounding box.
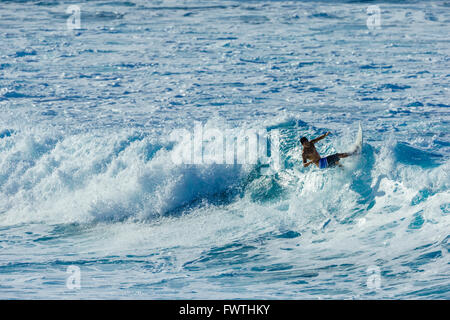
[311,132,330,144]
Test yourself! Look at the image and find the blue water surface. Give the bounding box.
[0,0,449,299]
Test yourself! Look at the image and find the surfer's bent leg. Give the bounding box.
[337,153,350,158]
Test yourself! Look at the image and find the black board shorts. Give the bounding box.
[318,154,340,169]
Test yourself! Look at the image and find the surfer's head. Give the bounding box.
[300,137,308,146]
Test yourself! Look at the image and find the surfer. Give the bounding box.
[301,132,352,169]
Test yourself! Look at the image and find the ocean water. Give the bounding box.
[0,0,449,299]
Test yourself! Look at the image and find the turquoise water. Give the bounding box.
[0,0,449,299]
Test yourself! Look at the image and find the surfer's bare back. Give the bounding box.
[301,132,351,169]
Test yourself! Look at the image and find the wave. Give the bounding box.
[0,124,252,224]
[1,118,448,230]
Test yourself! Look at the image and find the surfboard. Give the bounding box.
[352,122,363,154]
